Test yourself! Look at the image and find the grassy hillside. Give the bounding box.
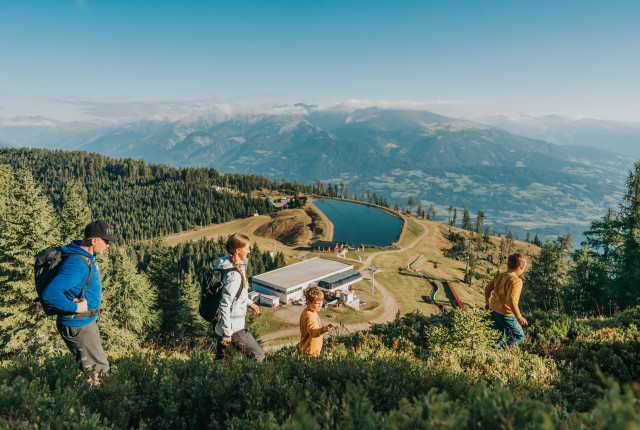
[2,307,638,428]
[164,199,540,339]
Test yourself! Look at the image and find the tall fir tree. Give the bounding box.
[522,235,573,312]
[462,207,473,231]
[0,163,12,220]
[0,169,61,356]
[148,237,187,337]
[585,207,620,263]
[617,161,640,308]
[59,180,92,244]
[272,251,286,270]
[533,234,543,247]
[565,244,611,314]
[475,210,485,234]
[408,197,416,214]
[100,247,159,351]
[180,269,212,339]
[247,243,265,277]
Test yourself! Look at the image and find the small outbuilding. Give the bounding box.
[312,240,349,253]
[258,294,279,307]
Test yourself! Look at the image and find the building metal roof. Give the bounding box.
[252,257,353,290]
[317,270,363,290]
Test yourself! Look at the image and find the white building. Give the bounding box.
[258,294,280,307]
[251,257,355,304]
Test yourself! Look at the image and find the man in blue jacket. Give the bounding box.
[43,220,118,382]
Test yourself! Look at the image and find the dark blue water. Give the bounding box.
[313,199,403,247]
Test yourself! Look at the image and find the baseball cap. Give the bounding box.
[84,220,119,242]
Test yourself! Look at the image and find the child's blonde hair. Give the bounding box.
[304,286,324,303]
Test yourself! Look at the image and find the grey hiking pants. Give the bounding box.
[215,328,265,362]
[57,320,110,375]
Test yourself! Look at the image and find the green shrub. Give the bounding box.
[1,307,640,428]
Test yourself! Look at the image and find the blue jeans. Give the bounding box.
[490,311,525,348]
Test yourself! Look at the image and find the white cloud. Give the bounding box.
[20,97,552,125]
[0,116,59,127]
[70,99,310,122]
[313,99,515,119]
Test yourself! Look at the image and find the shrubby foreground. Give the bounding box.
[1,308,639,429]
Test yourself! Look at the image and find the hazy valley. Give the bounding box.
[1,106,636,239]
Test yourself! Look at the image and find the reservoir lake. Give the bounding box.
[312,199,403,247]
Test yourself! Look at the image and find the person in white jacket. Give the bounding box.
[214,233,265,362]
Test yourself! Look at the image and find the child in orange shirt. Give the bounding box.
[299,286,334,356]
[485,253,528,348]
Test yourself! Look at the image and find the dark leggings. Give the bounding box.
[215,329,265,362]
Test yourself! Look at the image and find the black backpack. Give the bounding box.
[199,267,241,322]
[34,247,96,318]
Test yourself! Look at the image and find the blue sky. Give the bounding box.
[1,0,639,122]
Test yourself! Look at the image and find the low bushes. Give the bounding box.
[1,307,639,428]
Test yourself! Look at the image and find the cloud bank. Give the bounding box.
[64,98,516,124]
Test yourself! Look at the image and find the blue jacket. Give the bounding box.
[42,240,101,327]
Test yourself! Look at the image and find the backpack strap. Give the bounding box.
[62,253,98,319]
[222,267,244,304]
[216,267,244,325]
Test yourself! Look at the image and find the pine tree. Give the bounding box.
[100,247,159,350]
[272,251,286,269]
[408,197,416,214]
[464,253,479,287]
[59,180,92,244]
[0,169,61,356]
[462,207,473,231]
[148,237,187,337]
[180,270,211,339]
[616,162,640,307]
[483,226,492,247]
[565,244,611,314]
[0,163,12,218]
[247,243,265,277]
[533,234,543,247]
[475,210,485,234]
[522,235,573,312]
[452,208,457,226]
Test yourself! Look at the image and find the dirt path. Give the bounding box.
[260,224,429,349]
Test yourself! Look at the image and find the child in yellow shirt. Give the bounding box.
[299,286,334,356]
[485,253,528,348]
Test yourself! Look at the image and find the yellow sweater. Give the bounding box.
[299,309,326,357]
[484,272,523,319]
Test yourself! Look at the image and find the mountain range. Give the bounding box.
[1,106,636,240]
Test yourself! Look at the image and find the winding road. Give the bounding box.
[260,221,429,349]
